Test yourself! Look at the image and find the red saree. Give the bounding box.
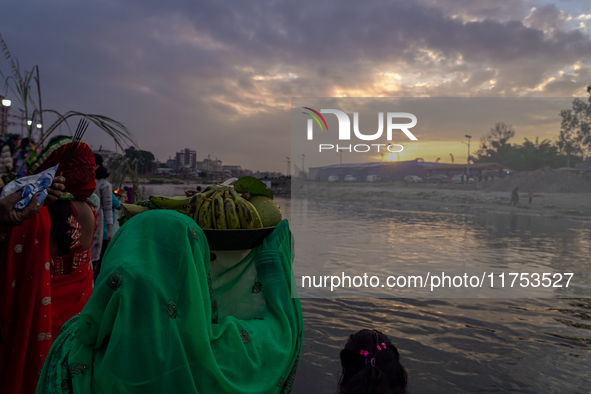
[0,207,94,394]
[0,137,97,393]
[0,208,53,394]
[49,201,95,340]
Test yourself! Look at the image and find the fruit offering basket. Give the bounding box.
[202,227,276,250]
[119,177,282,251]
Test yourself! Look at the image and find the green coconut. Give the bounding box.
[248,196,282,227]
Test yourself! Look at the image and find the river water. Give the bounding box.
[142,186,591,393]
[284,196,591,394]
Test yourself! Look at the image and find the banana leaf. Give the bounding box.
[234,176,273,199]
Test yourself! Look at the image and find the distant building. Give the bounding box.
[155,168,174,176]
[196,155,222,173]
[222,165,243,177]
[166,158,175,168]
[207,171,225,182]
[308,159,438,182]
[308,160,507,182]
[175,148,197,170]
[577,157,591,180]
[425,163,507,179]
[254,171,284,179]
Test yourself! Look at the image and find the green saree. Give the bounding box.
[36,210,303,394]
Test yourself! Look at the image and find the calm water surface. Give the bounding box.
[143,187,591,393]
[282,197,591,393]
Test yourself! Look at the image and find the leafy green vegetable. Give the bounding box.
[234,176,273,199]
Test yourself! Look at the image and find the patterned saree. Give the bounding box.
[0,208,53,394]
[36,210,303,393]
[0,137,97,394]
[29,137,97,341]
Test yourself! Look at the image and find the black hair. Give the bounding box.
[93,153,104,166]
[339,329,408,394]
[95,165,109,179]
[20,138,29,150]
[94,153,110,179]
[47,200,73,256]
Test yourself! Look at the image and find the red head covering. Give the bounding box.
[29,137,97,200]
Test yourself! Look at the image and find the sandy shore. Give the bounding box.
[292,180,591,219]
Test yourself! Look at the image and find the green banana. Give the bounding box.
[149,195,192,210]
[212,192,227,229]
[224,191,240,229]
[243,200,263,228]
[187,188,216,218]
[209,191,222,229]
[230,189,253,229]
[197,198,213,229]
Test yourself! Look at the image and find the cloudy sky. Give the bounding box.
[1,0,591,172]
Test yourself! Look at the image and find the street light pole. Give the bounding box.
[285,157,291,176]
[302,154,305,173]
[0,97,10,136]
[33,65,44,139]
[464,135,472,182]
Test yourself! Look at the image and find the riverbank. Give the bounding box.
[138,179,591,219]
[292,180,591,219]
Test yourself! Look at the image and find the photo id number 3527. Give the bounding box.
[491,273,573,288]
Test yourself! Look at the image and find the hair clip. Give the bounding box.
[359,349,369,357]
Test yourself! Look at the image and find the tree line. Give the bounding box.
[474,97,591,171]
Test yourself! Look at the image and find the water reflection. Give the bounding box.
[140,191,590,391]
[290,198,591,298]
[294,297,591,393]
[280,196,591,392]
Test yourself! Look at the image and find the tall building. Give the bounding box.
[174,148,197,170]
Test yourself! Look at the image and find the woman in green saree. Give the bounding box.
[36,210,303,394]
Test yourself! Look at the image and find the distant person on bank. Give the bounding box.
[529,189,533,204]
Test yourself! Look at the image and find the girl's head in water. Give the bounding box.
[339,329,408,394]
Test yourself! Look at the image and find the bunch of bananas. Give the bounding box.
[189,186,263,229]
[144,186,263,229]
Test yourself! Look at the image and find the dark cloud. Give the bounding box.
[525,3,571,30]
[0,0,589,171]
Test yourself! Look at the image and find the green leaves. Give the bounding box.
[234,176,273,199]
[39,111,136,151]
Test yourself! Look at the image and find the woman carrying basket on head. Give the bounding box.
[37,210,303,394]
